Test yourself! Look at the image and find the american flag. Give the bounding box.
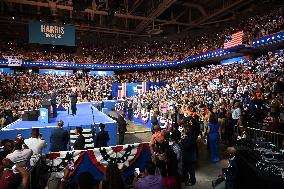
[137,82,147,94]
[118,83,127,99]
[224,31,243,49]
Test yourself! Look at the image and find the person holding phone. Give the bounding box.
[133,161,163,189]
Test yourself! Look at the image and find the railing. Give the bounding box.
[236,125,284,147]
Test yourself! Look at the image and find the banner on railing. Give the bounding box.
[45,143,150,180]
[3,55,23,66]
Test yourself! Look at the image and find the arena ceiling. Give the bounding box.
[0,0,282,38]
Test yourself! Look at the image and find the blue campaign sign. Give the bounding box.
[29,21,75,46]
[0,68,14,73]
[89,70,114,76]
[39,108,49,124]
[39,69,73,76]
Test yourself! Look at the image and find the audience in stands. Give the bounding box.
[0,9,283,64]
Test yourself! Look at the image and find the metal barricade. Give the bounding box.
[244,126,284,147]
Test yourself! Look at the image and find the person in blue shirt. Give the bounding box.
[208,113,221,163]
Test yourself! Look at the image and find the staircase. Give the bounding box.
[69,126,95,149]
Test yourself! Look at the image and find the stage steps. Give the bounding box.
[69,127,95,149]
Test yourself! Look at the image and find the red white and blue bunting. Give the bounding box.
[46,143,149,176]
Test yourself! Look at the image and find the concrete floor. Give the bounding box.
[122,120,228,189]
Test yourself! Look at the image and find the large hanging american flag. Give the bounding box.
[118,83,127,99]
[137,82,147,94]
[224,31,243,49]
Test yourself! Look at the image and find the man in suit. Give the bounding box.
[224,147,238,189]
[70,90,78,116]
[95,123,110,148]
[127,100,133,121]
[50,89,57,118]
[50,120,69,152]
[73,127,85,150]
[181,124,197,186]
[117,111,127,145]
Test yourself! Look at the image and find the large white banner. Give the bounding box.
[3,55,23,66]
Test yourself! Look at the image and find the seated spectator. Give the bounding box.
[133,161,164,189]
[6,138,32,170]
[99,162,125,189]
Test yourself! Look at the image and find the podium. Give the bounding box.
[41,99,51,121]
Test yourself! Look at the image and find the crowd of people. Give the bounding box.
[0,49,283,188]
[0,73,114,128]
[0,9,283,64]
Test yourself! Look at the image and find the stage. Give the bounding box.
[0,102,117,153]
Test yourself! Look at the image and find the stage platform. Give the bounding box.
[3,102,115,129]
[0,102,117,153]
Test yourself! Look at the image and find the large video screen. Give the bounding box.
[29,21,75,46]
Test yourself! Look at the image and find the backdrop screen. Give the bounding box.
[29,21,75,46]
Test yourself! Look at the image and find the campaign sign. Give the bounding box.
[29,21,75,46]
[0,68,14,73]
[39,69,73,76]
[90,70,114,76]
[39,108,49,124]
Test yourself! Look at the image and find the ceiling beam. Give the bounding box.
[184,0,255,31]
[5,0,192,27]
[176,1,207,16]
[129,0,143,14]
[135,0,177,33]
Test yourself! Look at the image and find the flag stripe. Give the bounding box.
[224,31,243,49]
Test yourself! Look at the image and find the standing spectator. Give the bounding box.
[24,128,47,155]
[181,124,197,186]
[99,162,125,189]
[207,114,221,163]
[73,127,85,150]
[50,120,69,152]
[216,147,239,189]
[6,138,33,170]
[150,125,165,145]
[133,161,164,189]
[0,139,14,160]
[117,110,127,145]
[95,123,110,148]
[127,100,133,121]
[0,158,30,189]
[151,112,159,133]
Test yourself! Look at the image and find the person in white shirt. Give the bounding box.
[24,128,47,155]
[6,138,32,170]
